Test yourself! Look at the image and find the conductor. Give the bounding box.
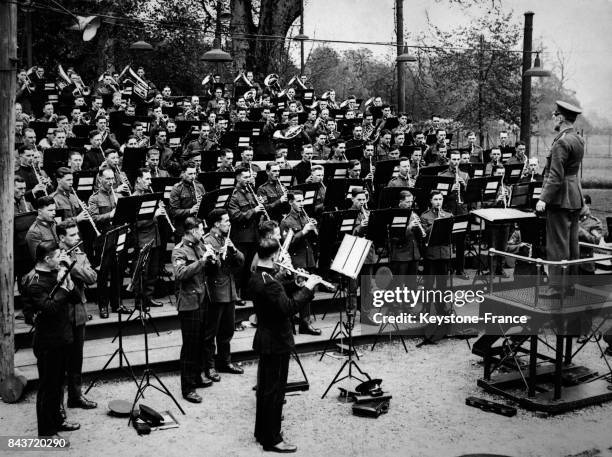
[536,101,584,298]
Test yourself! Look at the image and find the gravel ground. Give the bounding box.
[2,338,612,457]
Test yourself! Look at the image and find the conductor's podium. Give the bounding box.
[473,244,612,414]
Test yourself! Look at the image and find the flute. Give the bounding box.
[274,262,336,291]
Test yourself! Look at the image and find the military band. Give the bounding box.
[11,64,597,450]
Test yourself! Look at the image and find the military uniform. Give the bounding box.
[389,210,422,290]
[227,184,262,296]
[216,165,234,173]
[257,180,290,222]
[438,167,469,276]
[133,188,163,305]
[15,196,33,214]
[540,126,584,290]
[168,179,205,241]
[313,143,330,160]
[52,188,81,222]
[172,233,214,395]
[83,147,105,171]
[202,229,244,372]
[249,266,315,448]
[387,174,412,188]
[22,267,81,436]
[421,207,452,314]
[25,217,59,261]
[468,144,484,163]
[236,161,261,173]
[183,138,217,162]
[88,187,120,314]
[59,241,97,404]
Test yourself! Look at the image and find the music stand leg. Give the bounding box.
[291,349,309,386]
[86,310,138,394]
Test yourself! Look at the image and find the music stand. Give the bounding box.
[85,224,138,394]
[373,159,400,190]
[150,177,180,202]
[199,171,235,192]
[128,241,185,424]
[42,148,70,175]
[113,193,163,334]
[503,163,525,185]
[509,182,532,209]
[464,176,501,206]
[321,234,373,399]
[73,171,97,202]
[121,147,148,184]
[323,179,363,211]
[323,163,350,183]
[198,187,234,218]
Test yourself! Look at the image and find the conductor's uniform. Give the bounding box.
[540,125,584,292]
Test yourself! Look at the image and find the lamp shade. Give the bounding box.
[293,33,309,41]
[524,54,551,77]
[130,40,153,51]
[396,45,417,63]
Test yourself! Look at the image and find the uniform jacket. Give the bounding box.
[52,189,81,222]
[387,174,412,188]
[202,228,244,303]
[171,234,212,312]
[83,147,105,171]
[169,179,205,237]
[132,188,161,249]
[15,197,34,215]
[280,209,316,269]
[22,268,82,349]
[250,266,314,354]
[25,217,59,260]
[540,127,584,209]
[60,241,97,326]
[389,211,422,262]
[351,204,375,264]
[294,160,311,184]
[421,207,452,260]
[438,168,469,216]
[88,187,117,235]
[227,185,261,243]
[257,180,290,222]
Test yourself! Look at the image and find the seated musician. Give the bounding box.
[485,148,503,176]
[52,167,87,226]
[216,148,235,172]
[146,149,170,178]
[236,146,261,173]
[506,141,527,166]
[460,151,471,165]
[387,156,412,187]
[420,190,453,316]
[376,130,392,160]
[519,157,542,183]
[313,132,330,160]
[294,144,313,184]
[347,160,362,180]
[389,190,422,291]
[280,191,321,335]
[307,165,326,215]
[327,140,348,163]
[466,131,484,163]
[275,151,292,170]
[359,142,376,180]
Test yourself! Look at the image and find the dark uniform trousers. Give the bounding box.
[421,208,452,315]
[35,346,67,436]
[178,306,207,394]
[255,353,290,447]
[202,230,244,369]
[540,128,584,290]
[227,186,260,297]
[67,324,85,400]
[172,234,211,394]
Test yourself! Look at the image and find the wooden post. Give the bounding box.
[0,0,19,403]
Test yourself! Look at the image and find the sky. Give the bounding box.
[300,0,612,120]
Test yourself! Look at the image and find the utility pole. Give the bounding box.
[396,0,405,113]
[299,0,305,76]
[520,12,534,156]
[0,0,19,402]
[478,35,484,147]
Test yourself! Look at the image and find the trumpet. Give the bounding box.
[274,262,336,291]
[72,188,101,237]
[149,186,176,232]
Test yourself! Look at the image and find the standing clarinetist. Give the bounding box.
[202,209,245,382]
[169,161,206,242]
[438,150,470,279]
[389,191,423,292]
[279,191,322,335]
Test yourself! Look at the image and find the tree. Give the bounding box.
[410,6,523,139]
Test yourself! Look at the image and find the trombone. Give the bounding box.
[71,187,101,237]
